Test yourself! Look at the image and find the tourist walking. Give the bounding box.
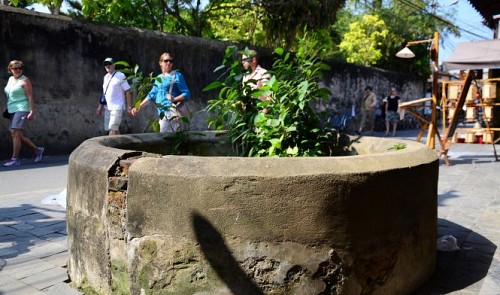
[131,52,191,132]
[3,60,44,167]
[384,87,401,136]
[96,57,132,135]
[357,86,377,135]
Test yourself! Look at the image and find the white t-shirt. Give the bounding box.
[103,71,130,111]
[242,65,270,89]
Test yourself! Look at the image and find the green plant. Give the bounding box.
[204,40,344,157]
[388,143,407,151]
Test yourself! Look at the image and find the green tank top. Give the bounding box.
[4,75,29,113]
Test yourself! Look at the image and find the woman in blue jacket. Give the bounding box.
[132,52,190,132]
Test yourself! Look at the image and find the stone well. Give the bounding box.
[67,131,438,295]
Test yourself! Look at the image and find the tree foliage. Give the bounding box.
[259,0,346,48]
[8,0,65,14]
[79,0,212,36]
[207,0,266,46]
[338,14,388,66]
[337,0,460,76]
[17,0,462,77]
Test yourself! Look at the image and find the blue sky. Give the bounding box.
[437,0,493,63]
[30,0,492,65]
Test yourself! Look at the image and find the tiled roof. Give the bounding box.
[467,0,500,28]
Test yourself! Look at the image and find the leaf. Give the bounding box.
[253,112,267,124]
[251,90,272,98]
[269,138,282,149]
[115,61,129,67]
[214,65,226,73]
[203,81,223,91]
[287,146,299,156]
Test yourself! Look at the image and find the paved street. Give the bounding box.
[0,154,81,295]
[0,131,499,294]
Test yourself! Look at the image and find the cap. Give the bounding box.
[103,57,114,64]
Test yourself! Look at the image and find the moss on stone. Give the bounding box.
[111,259,130,294]
[78,277,100,295]
[139,240,158,261]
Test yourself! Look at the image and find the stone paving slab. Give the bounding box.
[2,256,58,280]
[479,258,500,295]
[41,251,69,267]
[0,271,16,286]
[20,266,68,290]
[45,282,84,295]
[0,280,47,295]
[26,241,67,259]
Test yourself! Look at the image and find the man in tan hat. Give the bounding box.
[357,86,377,135]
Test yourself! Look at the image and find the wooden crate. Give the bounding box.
[484,105,494,121]
[466,84,477,103]
[448,84,460,100]
[466,106,476,122]
[482,82,496,102]
[465,131,477,143]
[483,130,494,143]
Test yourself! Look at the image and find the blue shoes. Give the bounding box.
[3,147,44,167]
[35,147,44,162]
[3,158,21,167]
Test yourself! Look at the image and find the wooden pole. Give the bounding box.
[426,32,439,149]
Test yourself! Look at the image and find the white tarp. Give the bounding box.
[443,39,500,70]
[41,189,67,209]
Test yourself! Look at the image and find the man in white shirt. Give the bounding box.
[96,57,132,135]
[242,50,270,93]
[242,50,271,112]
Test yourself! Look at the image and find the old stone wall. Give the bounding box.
[0,5,425,159]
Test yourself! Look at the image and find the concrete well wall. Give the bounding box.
[67,133,438,294]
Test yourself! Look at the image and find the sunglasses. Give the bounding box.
[242,58,252,62]
[104,62,113,66]
[163,59,173,63]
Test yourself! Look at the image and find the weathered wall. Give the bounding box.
[0,6,425,159]
[67,132,438,294]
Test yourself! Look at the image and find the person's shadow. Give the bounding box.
[191,211,263,295]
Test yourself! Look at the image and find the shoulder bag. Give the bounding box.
[168,71,189,120]
[100,71,117,105]
[3,108,12,120]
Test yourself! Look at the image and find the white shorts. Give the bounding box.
[159,112,180,132]
[104,109,123,131]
